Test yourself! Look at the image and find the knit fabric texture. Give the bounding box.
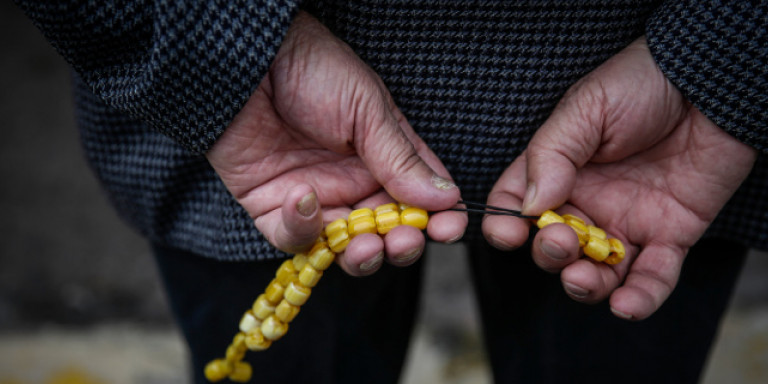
[17,0,768,260]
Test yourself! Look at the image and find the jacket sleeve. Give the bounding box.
[14,0,301,154]
[646,0,767,153]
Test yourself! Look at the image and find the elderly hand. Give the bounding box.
[206,12,466,275]
[483,37,757,320]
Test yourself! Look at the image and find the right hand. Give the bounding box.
[206,11,466,275]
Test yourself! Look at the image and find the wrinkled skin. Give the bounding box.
[206,12,466,276]
[483,38,757,320]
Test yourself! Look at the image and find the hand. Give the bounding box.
[206,12,466,275]
[483,37,757,320]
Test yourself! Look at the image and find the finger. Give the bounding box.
[522,80,605,215]
[483,154,531,250]
[354,86,460,212]
[559,258,623,305]
[256,184,324,254]
[382,225,426,267]
[427,210,467,244]
[336,233,385,276]
[531,223,582,273]
[608,244,684,320]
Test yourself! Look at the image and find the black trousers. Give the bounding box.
[153,238,746,384]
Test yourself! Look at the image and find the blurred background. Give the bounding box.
[1,2,767,383]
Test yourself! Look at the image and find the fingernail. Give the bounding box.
[395,248,422,264]
[540,239,567,260]
[446,232,465,244]
[359,252,384,272]
[431,175,456,190]
[296,192,317,217]
[487,234,515,251]
[611,307,634,320]
[564,282,589,299]
[522,183,536,213]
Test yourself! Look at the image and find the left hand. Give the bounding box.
[483,37,757,320]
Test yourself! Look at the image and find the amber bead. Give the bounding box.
[252,294,276,320]
[584,236,610,262]
[308,243,334,271]
[298,264,323,287]
[204,359,233,382]
[275,299,301,323]
[239,311,261,333]
[536,210,565,229]
[226,343,246,362]
[375,210,401,234]
[244,328,271,351]
[349,215,377,237]
[264,279,285,304]
[587,225,607,240]
[400,207,429,230]
[228,361,253,383]
[261,314,289,341]
[605,238,626,265]
[292,253,309,271]
[325,218,350,253]
[374,203,399,216]
[275,259,297,286]
[284,281,311,306]
[563,216,589,247]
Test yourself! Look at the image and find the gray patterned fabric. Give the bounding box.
[15,0,768,260]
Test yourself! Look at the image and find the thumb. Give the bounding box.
[522,80,605,215]
[354,91,460,211]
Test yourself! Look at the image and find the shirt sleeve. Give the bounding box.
[646,0,767,153]
[14,0,301,153]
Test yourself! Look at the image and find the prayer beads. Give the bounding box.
[537,210,626,264]
[204,203,429,382]
[204,203,624,382]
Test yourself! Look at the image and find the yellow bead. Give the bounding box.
[275,299,301,323]
[239,311,261,333]
[605,238,626,265]
[561,214,585,226]
[348,207,374,222]
[376,210,401,234]
[292,253,308,271]
[584,236,610,262]
[563,216,589,247]
[226,343,246,362]
[587,225,607,240]
[252,294,275,320]
[232,332,248,353]
[325,218,348,237]
[204,359,233,382]
[264,279,285,304]
[536,210,565,229]
[244,327,271,351]
[228,361,253,383]
[308,243,335,271]
[374,203,399,216]
[284,281,312,306]
[327,227,350,253]
[275,259,297,286]
[349,215,377,237]
[261,314,289,341]
[400,207,429,230]
[298,263,323,287]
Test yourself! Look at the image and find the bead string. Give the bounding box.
[204,203,624,382]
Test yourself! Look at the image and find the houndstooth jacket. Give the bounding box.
[15,0,767,260]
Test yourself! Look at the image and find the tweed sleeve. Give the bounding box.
[14,0,300,153]
[646,0,767,153]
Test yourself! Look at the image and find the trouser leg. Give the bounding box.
[468,238,746,384]
[152,244,424,384]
